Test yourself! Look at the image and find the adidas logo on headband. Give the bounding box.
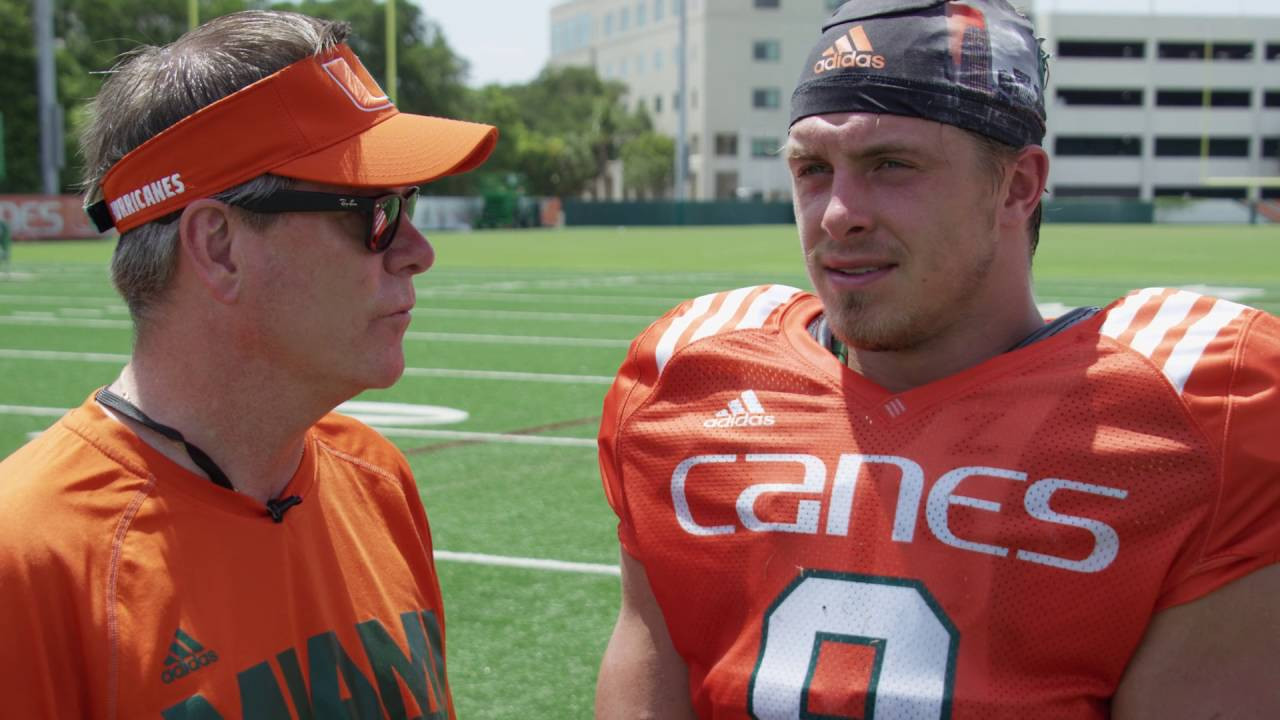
[813,25,887,74]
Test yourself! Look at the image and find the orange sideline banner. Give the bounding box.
[0,195,110,240]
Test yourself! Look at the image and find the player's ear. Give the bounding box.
[178,199,243,305]
[1000,145,1049,231]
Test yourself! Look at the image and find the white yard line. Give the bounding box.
[433,550,619,577]
[400,367,613,384]
[0,293,123,306]
[0,404,68,417]
[415,307,653,322]
[0,404,598,448]
[0,348,130,363]
[403,331,629,348]
[0,349,615,384]
[0,315,131,328]
[416,289,684,306]
[0,315,632,347]
[377,427,596,447]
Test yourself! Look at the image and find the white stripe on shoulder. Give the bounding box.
[653,285,802,376]
[654,292,717,375]
[735,284,803,331]
[688,286,759,343]
[1129,290,1198,357]
[1100,287,1164,339]
[1161,298,1246,394]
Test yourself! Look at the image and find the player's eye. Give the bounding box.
[794,162,831,178]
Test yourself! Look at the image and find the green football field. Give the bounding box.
[1,223,1277,717]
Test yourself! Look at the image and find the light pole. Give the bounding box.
[35,0,61,195]
[675,0,688,202]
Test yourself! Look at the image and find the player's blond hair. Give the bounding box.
[968,131,1044,261]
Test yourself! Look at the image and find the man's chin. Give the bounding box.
[829,310,917,354]
[360,354,407,390]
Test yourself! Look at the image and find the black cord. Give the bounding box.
[95,387,304,522]
[96,387,234,490]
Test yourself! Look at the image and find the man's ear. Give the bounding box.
[178,199,243,304]
[1000,145,1049,230]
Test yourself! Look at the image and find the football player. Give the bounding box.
[594,1,1280,718]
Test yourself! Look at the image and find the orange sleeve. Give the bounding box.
[598,298,702,555]
[599,285,805,556]
[1158,310,1280,609]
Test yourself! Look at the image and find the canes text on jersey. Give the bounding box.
[671,453,1128,574]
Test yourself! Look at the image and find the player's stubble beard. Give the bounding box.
[812,204,999,356]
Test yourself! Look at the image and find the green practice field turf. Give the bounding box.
[1,223,1277,717]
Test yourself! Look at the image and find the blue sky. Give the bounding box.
[415,0,560,87]
[418,0,1280,88]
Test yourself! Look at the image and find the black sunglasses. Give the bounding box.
[237,187,419,252]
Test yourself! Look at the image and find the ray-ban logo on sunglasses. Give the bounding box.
[339,198,360,208]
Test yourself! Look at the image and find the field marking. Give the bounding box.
[0,315,632,348]
[0,348,130,363]
[404,415,599,454]
[379,427,596,447]
[404,331,629,348]
[433,550,619,577]
[401,367,613,384]
[0,349,615,384]
[0,404,68,417]
[0,404,597,448]
[0,315,132,329]
[415,271,740,292]
[416,307,653,323]
[1175,284,1266,301]
[0,293,124,306]
[417,289,683,306]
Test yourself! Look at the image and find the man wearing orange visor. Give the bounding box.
[0,10,496,718]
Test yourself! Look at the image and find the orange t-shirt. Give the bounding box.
[0,392,454,719]
[598,285,1280,719]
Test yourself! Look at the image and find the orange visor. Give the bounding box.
[87,44,498,234]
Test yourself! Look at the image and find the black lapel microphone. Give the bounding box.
[265,495,303,523]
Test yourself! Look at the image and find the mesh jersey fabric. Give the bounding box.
[0,391,454,719]
[598,285,1280,719]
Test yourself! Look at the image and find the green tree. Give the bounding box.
[285,0,470,121]
[0,0,472,193]
[55,0,254,191]
[621,131,675,199]
[0,0,40,191]
[467,66,655,198]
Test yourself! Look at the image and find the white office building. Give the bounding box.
[1043,10,1280,201]
[548,0,1280,202]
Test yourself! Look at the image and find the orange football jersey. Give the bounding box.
[598,285,1280,719]
[0,393,454,719]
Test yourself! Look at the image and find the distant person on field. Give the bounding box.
[0,10,496,717]
[0,218,10,266]
[594,1,1279,718]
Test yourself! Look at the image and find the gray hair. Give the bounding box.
[80,11,350,329]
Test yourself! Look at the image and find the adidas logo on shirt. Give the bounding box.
[704,390,776,428]
[160,627,219,684]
